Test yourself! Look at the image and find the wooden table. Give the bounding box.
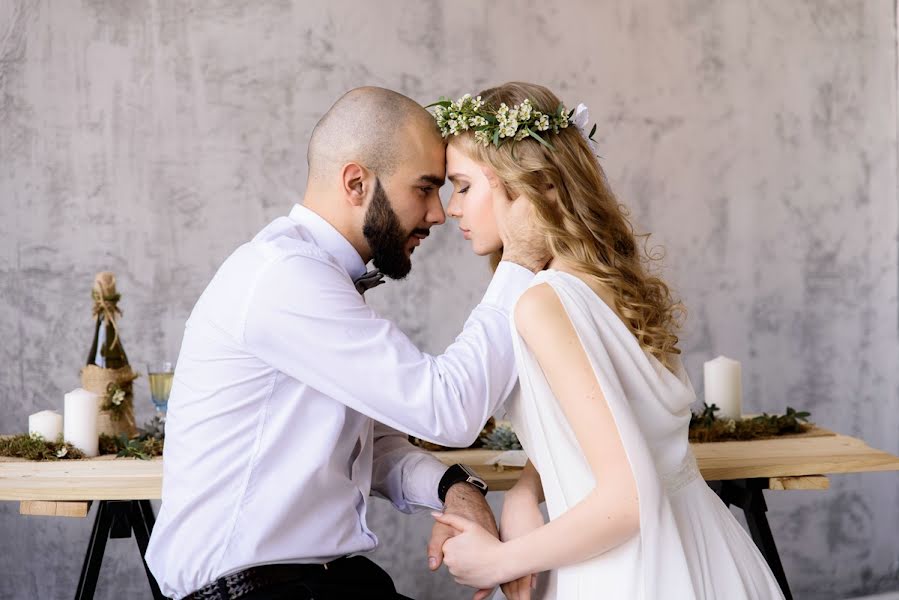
[3,428,899,600]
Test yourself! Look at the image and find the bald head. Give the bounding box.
[307,87,441,181]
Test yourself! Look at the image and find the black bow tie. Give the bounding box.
[353,269,385,295]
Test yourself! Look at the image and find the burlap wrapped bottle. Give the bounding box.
[80,272,138,439]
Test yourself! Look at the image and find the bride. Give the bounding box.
[430,82,785,600]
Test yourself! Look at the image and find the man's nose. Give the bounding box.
[427,194,447,225]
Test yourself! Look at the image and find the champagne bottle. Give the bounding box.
[86,272,129,369]
[82,271,138,439]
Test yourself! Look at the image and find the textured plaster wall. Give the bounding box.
[1,1,897,598]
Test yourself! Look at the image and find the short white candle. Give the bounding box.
[28,410,63,441]
[703,356,742,420]
[64,388,100,457]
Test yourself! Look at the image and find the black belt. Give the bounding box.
[184,561,338,600]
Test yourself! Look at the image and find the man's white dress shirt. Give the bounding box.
[145,204,533,598]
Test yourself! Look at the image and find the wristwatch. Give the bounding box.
[438,464,488,503]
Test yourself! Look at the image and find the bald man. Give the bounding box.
[146,87,546,600]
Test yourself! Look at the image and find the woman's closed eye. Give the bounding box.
[457,186,470,194]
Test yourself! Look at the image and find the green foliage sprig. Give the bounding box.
[101,414,166,459]
[689,404,811,443]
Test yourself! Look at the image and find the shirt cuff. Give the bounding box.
[410,454,450,510]
[481,261,535,312]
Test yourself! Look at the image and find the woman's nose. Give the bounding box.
[446,194,462,219]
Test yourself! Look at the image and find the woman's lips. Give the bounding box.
[459,227,471,240]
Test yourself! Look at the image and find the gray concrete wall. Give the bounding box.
[1,1,897,598]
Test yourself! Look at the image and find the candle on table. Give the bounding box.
[28,410,63,441]
[703,356,742,420]
[64,388,100,457]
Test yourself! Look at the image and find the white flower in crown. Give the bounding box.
[571,103,590,133]
[571,103,599,153]
[518,99,533,122]
[56,446,68,458]
[474,130,490,145]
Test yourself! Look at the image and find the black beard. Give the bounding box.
[362,178,413,279]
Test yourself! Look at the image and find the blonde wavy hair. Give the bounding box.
[450,82,685,369]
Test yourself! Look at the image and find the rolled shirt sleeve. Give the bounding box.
[370,422,447,512]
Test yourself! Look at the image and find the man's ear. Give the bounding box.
[341,162,369,208]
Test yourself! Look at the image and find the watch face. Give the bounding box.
[468,477,488,491]
[459,465,487,491]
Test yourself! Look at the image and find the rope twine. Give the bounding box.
[91,272,122,350]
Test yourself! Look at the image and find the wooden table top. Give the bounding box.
[2,428,898,502]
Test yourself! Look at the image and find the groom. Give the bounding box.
[145,87,546,599]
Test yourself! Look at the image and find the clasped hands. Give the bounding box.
[427,484,543,600]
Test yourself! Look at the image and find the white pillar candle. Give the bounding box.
[28,410,63,441]
[703,356,742,420]
[64,388,100,457]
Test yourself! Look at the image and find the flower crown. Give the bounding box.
[427,94,597,151]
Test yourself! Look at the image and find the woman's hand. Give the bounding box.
[499,490,546,600]
[432,512,513,590]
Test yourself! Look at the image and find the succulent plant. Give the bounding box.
[480,424,522,451]
[139,415,166,441]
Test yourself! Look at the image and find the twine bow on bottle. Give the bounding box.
[91,271,123,349]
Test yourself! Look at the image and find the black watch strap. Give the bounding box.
[438,464,488,503]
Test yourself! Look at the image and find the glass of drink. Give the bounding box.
[147,361,174,415]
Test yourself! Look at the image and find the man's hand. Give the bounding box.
[427,482,499,600]
[481,165,550,273]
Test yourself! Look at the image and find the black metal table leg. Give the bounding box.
[74,500,166,600]
[75,500,113,600]
[709,478,793,600]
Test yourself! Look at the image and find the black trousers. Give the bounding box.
[239,556,414,600]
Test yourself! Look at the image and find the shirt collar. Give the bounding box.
[288,204,368,281]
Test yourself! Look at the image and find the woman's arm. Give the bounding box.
[499,460,546,600]
[506,460,544,505]
[499,282,640,580]
[436,282,641,590]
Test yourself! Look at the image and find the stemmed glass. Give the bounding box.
[147,361,174,417]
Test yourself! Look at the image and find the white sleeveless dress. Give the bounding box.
[505,270,784,600]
